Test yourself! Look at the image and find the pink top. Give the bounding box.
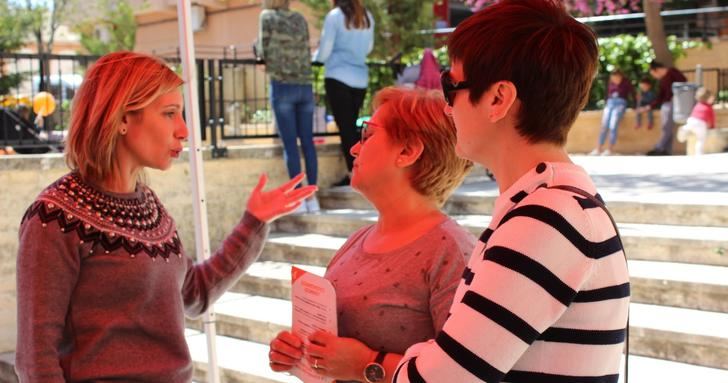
[691,101,715,129]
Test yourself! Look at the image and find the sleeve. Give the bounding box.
[427,233,472,334]
[707,105,716,129]
[15,207,81,382]
[256,12,270,61]
[313,10,337,63]
[394,203,597,382]
[182,211,269,317]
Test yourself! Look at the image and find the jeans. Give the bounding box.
[654,101,675,154]
[635,104,654,127]
[599,97,627,147]
[325,78,367,172]
[270,80,318,186]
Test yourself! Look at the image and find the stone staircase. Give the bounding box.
[184,156,728,383]
[2,155,728,383]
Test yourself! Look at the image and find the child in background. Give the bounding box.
[590,69,635,156]
[635,77,655,130]
[677,87,716,155]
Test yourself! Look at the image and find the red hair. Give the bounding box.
[65,51,183,182]
[373,87,472,206]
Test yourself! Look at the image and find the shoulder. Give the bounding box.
[325,7,344,21]
[416,219,476,266]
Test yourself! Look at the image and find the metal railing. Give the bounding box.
[1,52,399,155]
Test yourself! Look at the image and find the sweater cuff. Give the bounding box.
[241,210,268,234]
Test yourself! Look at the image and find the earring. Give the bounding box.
[120,127,128,135]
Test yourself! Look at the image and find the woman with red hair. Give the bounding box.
[15,51,316,382]
[268,87,475,383]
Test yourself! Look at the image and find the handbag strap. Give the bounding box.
[548,184,629,383]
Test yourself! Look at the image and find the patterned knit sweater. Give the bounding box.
[15,172,269,382]
[393,162,630,383]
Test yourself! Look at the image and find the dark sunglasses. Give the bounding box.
[441,70,470,107]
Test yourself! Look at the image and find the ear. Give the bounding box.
[487,81,518,122]
[397,137,424,168]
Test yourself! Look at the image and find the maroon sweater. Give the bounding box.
[651,67,688,108]
[15,173,269,382]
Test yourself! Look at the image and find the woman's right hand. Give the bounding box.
[269,330,305,372]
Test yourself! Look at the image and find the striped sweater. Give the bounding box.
[393,162,630,383]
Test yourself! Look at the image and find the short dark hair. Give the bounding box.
[448,0,598,145]
[649,61,666,70]
[639,77,653,85]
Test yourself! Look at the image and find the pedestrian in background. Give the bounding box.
[635,77,656,130]
[257,0,320,212]
[643,60,687,156]
[677,87,716,155]
[590,69,635,156]
[313,0,374,187]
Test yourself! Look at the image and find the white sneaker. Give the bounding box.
[305,196,320,213]
[588,149,601,156]
[293,202,308,214]
[601,149,612,156]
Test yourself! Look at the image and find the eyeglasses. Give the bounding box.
[359,120,376,145]
[441,70,470,107]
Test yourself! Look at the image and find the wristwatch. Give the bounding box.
[363,351,387,383]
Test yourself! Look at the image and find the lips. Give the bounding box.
[171,149,182,158]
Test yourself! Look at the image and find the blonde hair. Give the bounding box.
[372,87,473,206]
[263,0,289,9]
[65,51,183,182]
[696,87,712,103]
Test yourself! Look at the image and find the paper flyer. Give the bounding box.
[290,266,338,383]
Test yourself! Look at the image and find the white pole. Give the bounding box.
[176,1,221,383]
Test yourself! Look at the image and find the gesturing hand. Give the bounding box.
[247,173,317,223]
[305,330,374,381]
[269,331,305,372]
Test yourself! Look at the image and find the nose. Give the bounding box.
[444,104,453,117]
[175,117,189,141]
[350,141,361,157]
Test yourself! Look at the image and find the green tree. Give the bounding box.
[76,0,137,55]
[0,0,32,53]
[299,0,436,61]
[0,0,33,94]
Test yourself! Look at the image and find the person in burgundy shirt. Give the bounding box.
[590,69,635,156]
[642,61,687,155]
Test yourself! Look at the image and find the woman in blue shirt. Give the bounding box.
[313,0,374,187]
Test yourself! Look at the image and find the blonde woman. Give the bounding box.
[15,51,316,382]
[269,87,475,383]
[313,0,374,186]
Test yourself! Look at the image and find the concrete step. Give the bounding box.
[186,293,290,346]
[320,185,728,228]
[188,291,728,370]
[230,260,326,300]
[274,210,728,266]
[629,260,728,313]
[629,303,728,370]
[236,256,728,314]
[186,332,728,383]
[2,342,727,383]
[321,154,728,227]
[186,330,296,383]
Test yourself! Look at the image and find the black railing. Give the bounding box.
[1,52,401,154]
[3,52,724,153]
[0,52,99,152]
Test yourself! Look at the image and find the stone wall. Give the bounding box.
[0,143,346,352]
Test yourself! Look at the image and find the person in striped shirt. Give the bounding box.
[393,1,630,382]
